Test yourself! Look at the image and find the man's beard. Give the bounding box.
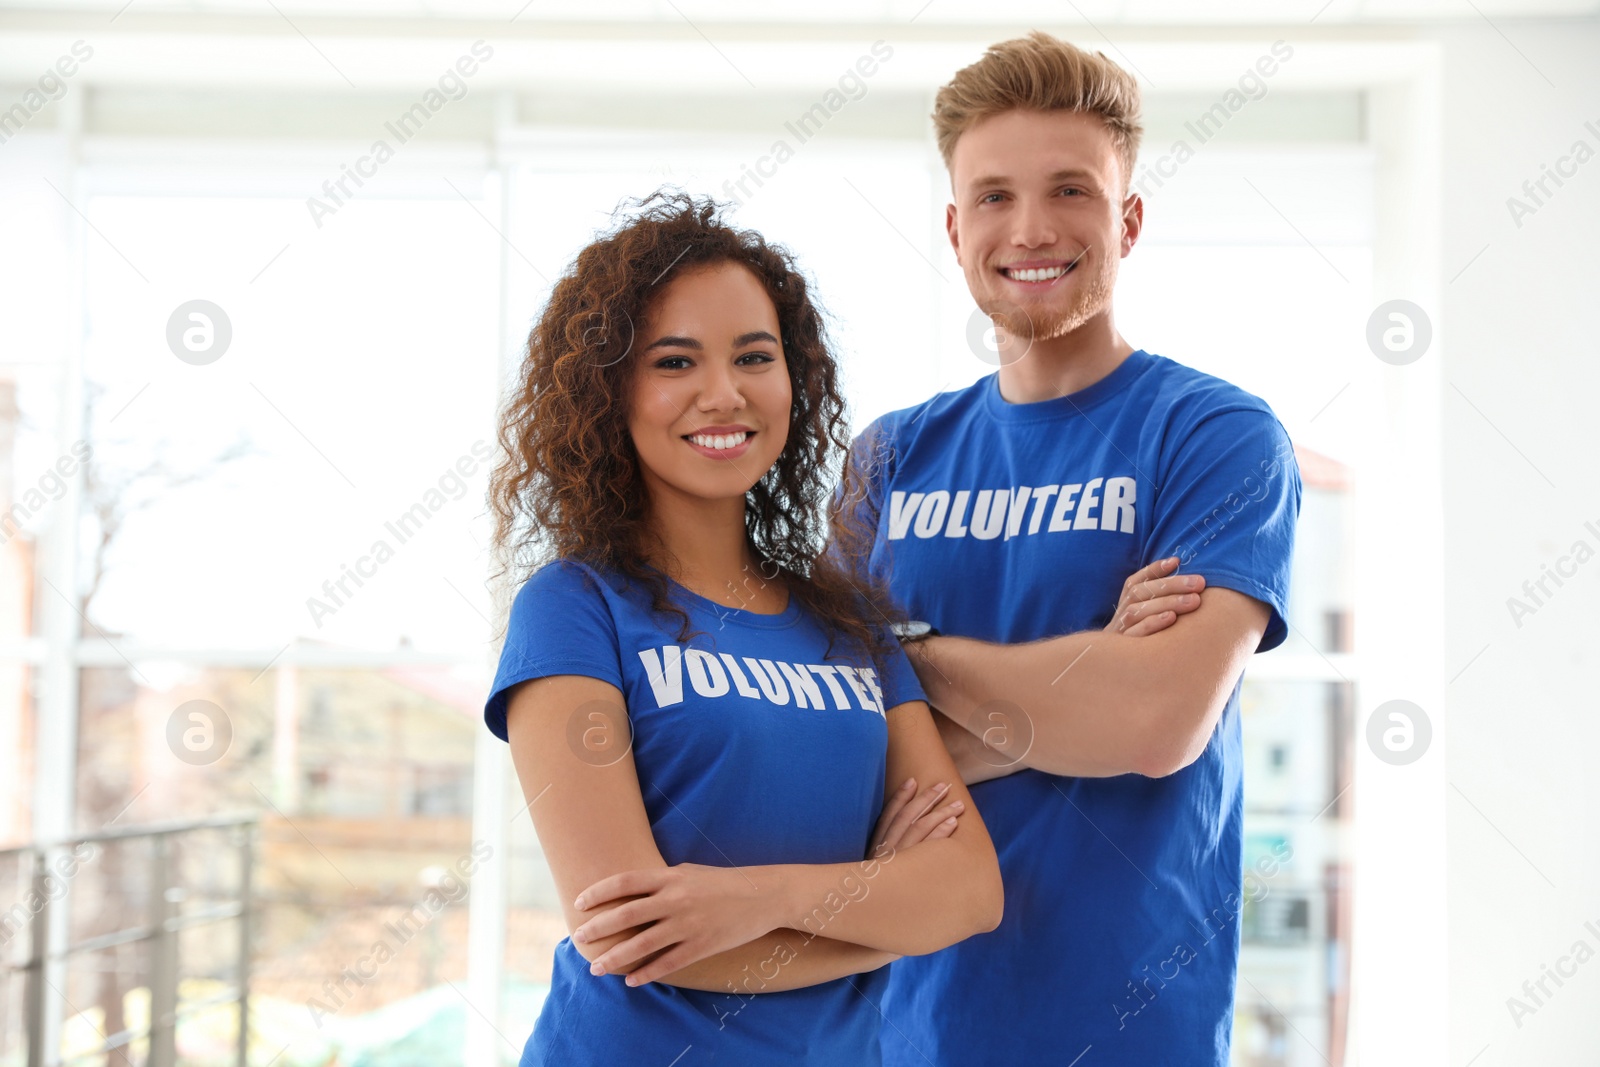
[975,247,1116,347]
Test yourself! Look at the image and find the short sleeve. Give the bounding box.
[846,415,896,519]
[1144,409,1302,652]
[872,626,928,712]
[483,560,623,741]
[826,415,898,586]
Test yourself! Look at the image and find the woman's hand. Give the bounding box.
[868,776,965,856]
[1104,557,1206,636]
[571,863,784,987]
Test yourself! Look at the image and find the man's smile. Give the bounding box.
[995,249,1088,286]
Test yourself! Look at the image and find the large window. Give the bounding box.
[2,57,1381,1067]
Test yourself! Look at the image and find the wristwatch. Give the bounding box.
[890,620,940,641]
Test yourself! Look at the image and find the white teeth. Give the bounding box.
[1005,265,1067,282]
[689,431,749,450]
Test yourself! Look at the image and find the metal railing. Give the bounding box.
[0,812,256,1067]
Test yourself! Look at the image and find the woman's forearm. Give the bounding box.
[768,835,1003,957]
[567,696,1004,983]
[606,835,999,978]
[657,930,897,994]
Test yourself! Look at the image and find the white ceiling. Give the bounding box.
[0,0,1597,22]
[0,0,1582,101]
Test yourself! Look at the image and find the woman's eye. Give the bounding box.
[655,356,691,370]
[737,352,775,365]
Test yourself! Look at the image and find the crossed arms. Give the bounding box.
[502,673,1003,993]
[502,565,1272,995]
[915,559,1272,784]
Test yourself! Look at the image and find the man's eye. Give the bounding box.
[980,193,1004,204]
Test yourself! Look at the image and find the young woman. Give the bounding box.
[482,192,1004,1065]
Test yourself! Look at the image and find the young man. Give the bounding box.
[849,31,1302,1066]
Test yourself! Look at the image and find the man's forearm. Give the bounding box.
[931,706,1028,787]
[910,630,1178,778]
[915,617,1248,777]
[910,591,1266,779]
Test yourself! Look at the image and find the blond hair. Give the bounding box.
[933,31,1143,192]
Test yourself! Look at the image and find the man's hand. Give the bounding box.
[1104,557,1206,636]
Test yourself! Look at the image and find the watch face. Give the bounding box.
[892,620,933,639]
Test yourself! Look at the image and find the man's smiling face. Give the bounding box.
[946,108,1140,344]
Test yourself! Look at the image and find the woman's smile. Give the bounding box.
[682,426,756,459]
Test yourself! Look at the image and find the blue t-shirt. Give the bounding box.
[484,558,927,1067]
[852,351,1300,1066]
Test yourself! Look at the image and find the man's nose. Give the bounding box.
[1012,197,1058,248]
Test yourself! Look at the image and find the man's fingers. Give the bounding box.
[1126,592,1201,623]
[1129,573,1206,603]
[1121,610,1177,638]
[1113,591,1197,635]
[1122,556,1179,592]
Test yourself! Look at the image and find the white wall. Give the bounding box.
[1433,17,1600,1065]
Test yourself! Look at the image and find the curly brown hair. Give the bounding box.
[488,189,904,672]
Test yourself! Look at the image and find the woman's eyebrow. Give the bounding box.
[643,334,701,352]
[644,330,778,353]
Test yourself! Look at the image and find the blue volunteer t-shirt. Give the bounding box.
[484,558,927,1067]
[854,350,1300,1067]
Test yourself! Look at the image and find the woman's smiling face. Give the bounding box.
[627,260,792,508]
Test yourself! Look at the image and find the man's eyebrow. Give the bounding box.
[1047,167,1101,181]
[967,174,1013,190]
[965,168,1101,189]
